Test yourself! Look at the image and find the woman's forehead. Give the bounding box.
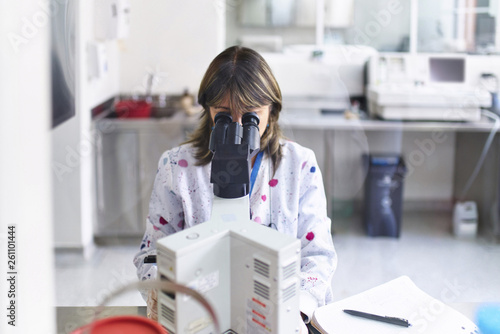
[211,93,268,109]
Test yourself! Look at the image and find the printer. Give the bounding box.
[367,53,491,121]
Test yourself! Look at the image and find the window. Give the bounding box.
[228,0,500,54]
[418,0,499,53]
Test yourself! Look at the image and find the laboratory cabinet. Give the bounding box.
[95,127,141,237]
[93,117,195,238]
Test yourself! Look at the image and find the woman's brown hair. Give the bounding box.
[184,46,284,175]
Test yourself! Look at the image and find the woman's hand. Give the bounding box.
[146,289,158,321]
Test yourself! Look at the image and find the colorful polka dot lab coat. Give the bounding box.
[133,140,338,320]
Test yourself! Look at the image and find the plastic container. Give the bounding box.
[114,100,152,118]
[70,280,220,334]
[363,154,407,237]
[476,304,500,334]
[72,315,165,334]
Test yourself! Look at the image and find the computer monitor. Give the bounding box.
[429,57,466,83]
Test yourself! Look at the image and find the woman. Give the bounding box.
[134,46,337,331]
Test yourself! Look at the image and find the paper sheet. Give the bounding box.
[312,276,478,334]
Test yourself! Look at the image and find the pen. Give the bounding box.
[343,309,411,327]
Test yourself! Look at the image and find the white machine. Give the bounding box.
[262,45,378,115]
[156,112,301,334]
[156,203,301,334]
[367,53,491,121]
[453,201,478,237]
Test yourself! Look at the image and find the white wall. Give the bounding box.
[119,0,226,96]
[52,0,120,251]
[52,0,225,250]
[0,2,55,333]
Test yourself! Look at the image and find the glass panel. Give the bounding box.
[228,0,411,51]
[340,0,411,51]
[240,0,267,27]
[418,0,497,53]
[227,0,317,49]
[270,0,294,26]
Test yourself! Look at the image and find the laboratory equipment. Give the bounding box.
[367,54,492,121]
[453,201,478,237]
[480,73,500,115]
[262,45,377,115]
[157,112,301,334]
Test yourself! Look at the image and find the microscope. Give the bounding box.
[156,112,301,334]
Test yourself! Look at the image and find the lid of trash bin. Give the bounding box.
[370,156,400,166]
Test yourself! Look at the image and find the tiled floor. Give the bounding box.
[55,243,146,307]
[55,210,500,313]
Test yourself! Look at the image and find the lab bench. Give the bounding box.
[279,112,500,238]
[280,113,498,132]
[55,304,479,334]
[92,111,500,239]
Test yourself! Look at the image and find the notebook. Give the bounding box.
[311,276,478,334]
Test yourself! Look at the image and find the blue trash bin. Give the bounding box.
[363,154,407,237]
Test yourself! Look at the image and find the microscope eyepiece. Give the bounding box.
[209,112,233,153]
[241,112,260,155]
[242,112,260,126]
[214,112,232,125]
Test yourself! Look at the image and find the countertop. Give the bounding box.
[91,95,500,133]
[57,306,146,334]
[56,304,480,334]
[93,109,500,133]
[279,112,500,132]
[93,109,200,130]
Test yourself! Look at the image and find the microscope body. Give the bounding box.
[157,113,301,334]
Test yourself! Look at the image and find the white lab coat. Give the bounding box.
[133,140,337,321]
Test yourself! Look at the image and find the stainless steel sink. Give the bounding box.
[151,105,178,118]
[116,94,182,118]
